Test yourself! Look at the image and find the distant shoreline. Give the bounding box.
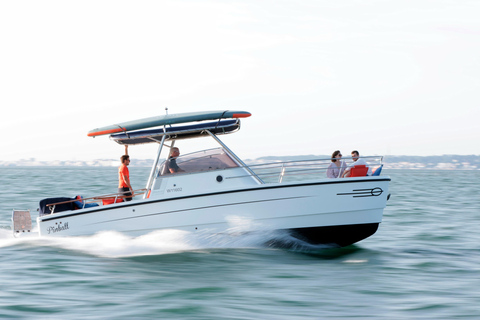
[1,155,479,170]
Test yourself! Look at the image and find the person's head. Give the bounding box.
[169,147,180,158]
[331,150,342,162]
[121,155,130,165]
[351,150,359,161]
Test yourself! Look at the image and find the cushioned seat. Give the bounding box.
[350,165,368,177]
[39,197,74,216]
[371,164,383,176]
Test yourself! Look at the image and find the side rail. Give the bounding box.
[44,188,147,215]
[242,156,384,183]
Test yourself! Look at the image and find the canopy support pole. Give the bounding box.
[144,134,167,199]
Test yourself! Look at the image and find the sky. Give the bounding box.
[1,0,479,162]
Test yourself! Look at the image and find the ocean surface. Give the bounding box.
[0,167,479,319]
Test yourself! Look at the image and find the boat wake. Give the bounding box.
[0,221,335,258]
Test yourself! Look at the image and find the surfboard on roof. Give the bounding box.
[87,110,252,137]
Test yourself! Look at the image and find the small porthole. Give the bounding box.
[216,175,223,182]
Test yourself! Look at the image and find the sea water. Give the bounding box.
[0,167,479,319]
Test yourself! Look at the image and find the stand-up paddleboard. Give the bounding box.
[87,110,251,137]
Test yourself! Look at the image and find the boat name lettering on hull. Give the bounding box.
[167,187,182,193]
[47,222,69,234]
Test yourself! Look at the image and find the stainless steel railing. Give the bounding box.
[241,156,384,183]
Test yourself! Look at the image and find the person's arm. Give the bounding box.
[124,145,128,155]
[342,167,351,178]
[342,160,355,177]
[338,161,346,178]
[167,159,175,174]
[123,175,133,191]
[167,159,185,173]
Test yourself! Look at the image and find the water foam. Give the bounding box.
[0,217,331,257]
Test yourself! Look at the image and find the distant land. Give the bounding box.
[1,155,479,170]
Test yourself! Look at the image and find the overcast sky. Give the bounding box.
[1,0,479,162]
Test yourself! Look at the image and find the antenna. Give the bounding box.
[165,107,169,115]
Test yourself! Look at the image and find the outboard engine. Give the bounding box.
[12,210,32,237]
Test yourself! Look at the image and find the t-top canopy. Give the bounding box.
[110,119,240,145]
[88,110,251,137]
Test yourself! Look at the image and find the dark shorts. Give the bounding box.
[118,187,133,201]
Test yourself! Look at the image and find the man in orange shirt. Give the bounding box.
[118,145,134,201]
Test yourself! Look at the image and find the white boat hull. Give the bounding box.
[37,176,390,247]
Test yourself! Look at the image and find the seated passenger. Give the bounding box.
[166,147,185,174]
[326,150,346,178]
[342,150,372,177]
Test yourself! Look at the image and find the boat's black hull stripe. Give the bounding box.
[40,177,390,222]
[289,223,380,247]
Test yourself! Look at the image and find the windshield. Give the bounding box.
[159,148,239,175]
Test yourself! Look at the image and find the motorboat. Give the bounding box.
[12,110,391,247]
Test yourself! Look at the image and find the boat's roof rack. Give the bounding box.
[110,119,240,145]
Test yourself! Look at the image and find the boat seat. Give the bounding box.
[73,195,99,209]
[371,164,383,176]
[39,197,75,216]
[102,197,124,205]
[350,165,368,177]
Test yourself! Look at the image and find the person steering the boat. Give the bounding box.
[118,145,134,201]
[166,147,185,174]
